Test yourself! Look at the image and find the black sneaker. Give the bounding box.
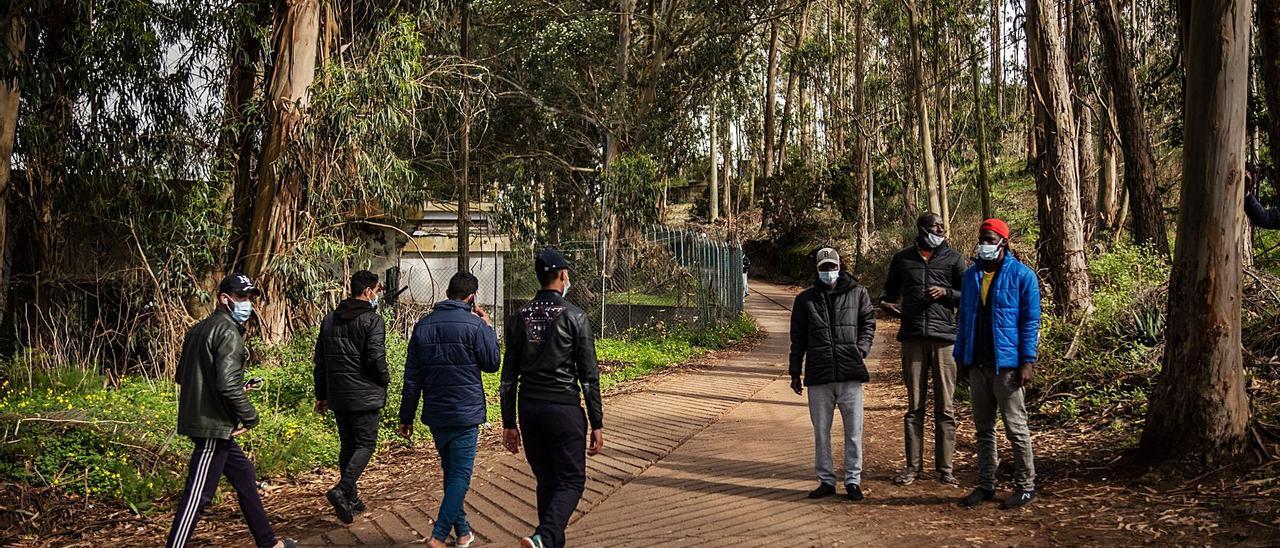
[845,483,864,501]
[281,540,298,548]
[352,497,367,515]
[807,482,837,499]
[959,487,995,508]
[327,487,355,524]
[1001,489,1036,510]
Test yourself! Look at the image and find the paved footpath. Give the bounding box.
[305,281,891,546]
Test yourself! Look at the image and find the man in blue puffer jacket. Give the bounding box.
[953,218,1041,511]
[398,272,500,548]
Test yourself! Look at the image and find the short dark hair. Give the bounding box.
[350,270,379,297]
[447,272,480,300]
[537,267,566,288]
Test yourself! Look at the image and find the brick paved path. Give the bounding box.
[305,281,882,546]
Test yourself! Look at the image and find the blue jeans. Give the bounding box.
[428,425,479,541]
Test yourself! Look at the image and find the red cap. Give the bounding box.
[979,218,1010,239]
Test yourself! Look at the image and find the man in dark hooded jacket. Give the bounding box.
[790,247,876,502]
[314,270,387,524]
[880,212,966,487]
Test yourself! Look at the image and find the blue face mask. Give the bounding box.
[976,242,1003,261]
[818,270,840,285]
[228,299,253,323]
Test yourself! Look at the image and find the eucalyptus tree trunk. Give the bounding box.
[777,7,807,172]
[907,1,941,216]
[1069,0,1098,241]
[1095,0,1169,255]
[1141,0,1250,463]
[458,0,472,274]
[244,0,321,341]
[852,2,871,258]
[0,13,24,310]
[972,42,993,218]
[1028,0,1092,317]
[709,90,719,222]
[991,0,1003,117]
[763,19,779,180]
[1261,1,1280,179]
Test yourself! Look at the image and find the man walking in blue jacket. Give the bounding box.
[953,218,1040,510]
[398,272,500,548]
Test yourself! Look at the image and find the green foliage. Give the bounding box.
[605,153,661,227]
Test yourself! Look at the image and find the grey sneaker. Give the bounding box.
[938,473,961,486]
[1001,489,1037,510]
[893,468,918,486]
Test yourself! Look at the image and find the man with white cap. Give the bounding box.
[789,247,876,501]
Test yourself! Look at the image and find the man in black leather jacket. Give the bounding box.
[500,248,604,548]
[313,270,387,524]
[166,273,296,548]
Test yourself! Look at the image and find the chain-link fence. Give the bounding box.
[504,227,745,339]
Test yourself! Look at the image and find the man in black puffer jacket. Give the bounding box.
[880,212,966,487]
[314,270,387,524]
[790,247,876,502]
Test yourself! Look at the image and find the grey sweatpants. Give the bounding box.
[807,381,864,486]
[969,366,1036,491]
[902,339,957,475]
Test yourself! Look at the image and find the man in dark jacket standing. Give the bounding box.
[501,248,604,548]
[314,270,388,524]
[953,218,1041,510]
[398,272,500,548]
[880,212,966,487]
[166,273,296,548]
[790,247,876,502]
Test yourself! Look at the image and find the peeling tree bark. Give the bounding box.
[1095,0,1170,255]
[0,13,25,311]
[243,0,321,341]
[1141,0,1250,463]
[1028,0,1092,317]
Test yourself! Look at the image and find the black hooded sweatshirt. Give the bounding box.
[314,299,389,412]
[789,272,877,386]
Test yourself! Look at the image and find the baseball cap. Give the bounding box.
[815,247,840,269]
[979,218,1011,240]
[536,247,573,275]
[218,273,262,297]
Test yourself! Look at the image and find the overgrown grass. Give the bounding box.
[0,313,757,511]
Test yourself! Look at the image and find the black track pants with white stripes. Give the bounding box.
[166,437,277,548]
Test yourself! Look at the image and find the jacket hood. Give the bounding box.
[433,299,473,312]
[813,271,857,294]
[335,298,375,322]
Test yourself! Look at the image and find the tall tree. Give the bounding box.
[1095,0,1170,255]
[906,0,941,217]
[243,0,322,339]
[777,7,807,171]
[763,19,780,180]
[1069,0,1098,241]
[1141,0,1250,462]
[852,1,871,258]
[458,0,472,274]
[991,0,1003,117]
[1261,1,1280,180]
[0,13,24,310]
[1028,0,1092,316]
[710,89,719,222]
[973,41,993,218]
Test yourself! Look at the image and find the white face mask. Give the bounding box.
[924,232,945,248]
[563,278,572,296]
[976,242,1003,261]
[818,270,840,285]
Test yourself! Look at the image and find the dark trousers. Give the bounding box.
[520,399,587,548]
[335,410,381,500]
[166,437,276,548]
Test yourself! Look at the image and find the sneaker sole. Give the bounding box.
[520,538,537,548]
[894,478,916,486]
